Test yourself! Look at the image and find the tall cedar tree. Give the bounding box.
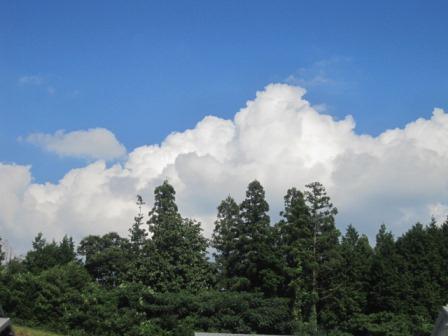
[275,187,312,331]
[303,182,340,334]
[331,225,373,332]
[368,224,404,314]
[395,220,445,323]
[212,196,241,289]
[235,180,281,294]
[147,180,211,292]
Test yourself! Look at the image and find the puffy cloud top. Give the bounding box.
[2,84,448,253]
[24,128,127,160]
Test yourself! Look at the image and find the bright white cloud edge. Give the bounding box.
[2,83,448,253]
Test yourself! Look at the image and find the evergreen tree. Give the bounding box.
[58,235,76,264]
[212,196,240,288]
[439,217,448,304]
[147,180,211,292]
[148,181,182,250]
[127,195,150,283]
[178,218,212,290]
[234,180,281,294]
[368,224,404,314]
[129,195,148,255]
[333,225,373,332]
[275,187,312,332]
[303,182,341,334]
[395,220,445,325]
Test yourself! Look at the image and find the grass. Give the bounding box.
[13,325,64,336]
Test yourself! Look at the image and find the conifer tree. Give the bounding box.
[147,180,211,291]
[368,224,404,314]
[127,195,150,283]
[395,220,445,324]
[332,225,373,332]
[303,182,340,334]
[234,180,281,294]
[58,235,76,264]
[276,187,312,332]
[438,217,448,304]
[212,196,240,288]
[129,195,148,255]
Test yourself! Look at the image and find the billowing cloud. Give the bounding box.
[2,84,448,253]
[24,128,127,160]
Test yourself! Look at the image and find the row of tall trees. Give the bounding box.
[1,179,447,335]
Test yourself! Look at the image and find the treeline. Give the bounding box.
[0,180,447,336]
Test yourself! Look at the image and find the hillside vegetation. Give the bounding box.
[0,180,446,335]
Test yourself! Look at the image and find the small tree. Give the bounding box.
[129,195,148,255]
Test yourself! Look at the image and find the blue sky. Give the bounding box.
[2,1,448,252]
[1,0,448,183]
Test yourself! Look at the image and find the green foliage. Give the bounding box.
[140,290,292,335]
[138,320,170,336]
[62,282,147,336]
[129,195,148,257]
[276,188,311,326]
[349,312,413,336]
[24,234,76,273]
[212,196,240,288]
[2,180,447,336]
[77,232,131,287]
[395,222,445,320]
[367,224,404,314]
[0,262,90,330]
[226,180,282,294]
[324,226,373,333]
[304,182,341,333]
[127,195,150,284]
[146,180,212,292]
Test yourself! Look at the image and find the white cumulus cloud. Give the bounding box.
[24,128,127,160]
[2,83,448,253]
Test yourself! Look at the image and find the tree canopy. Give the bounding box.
[0,179,446,336]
